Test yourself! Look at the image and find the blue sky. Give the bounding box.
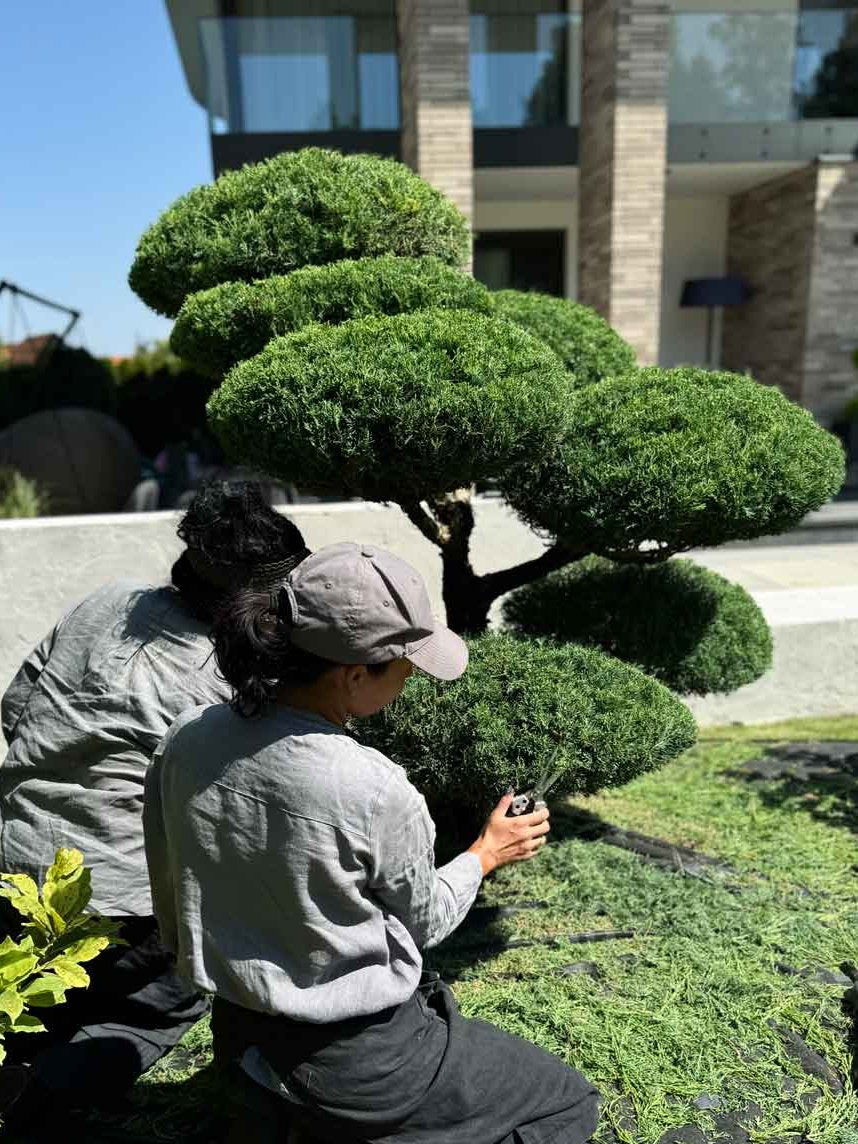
[2,2,211,357]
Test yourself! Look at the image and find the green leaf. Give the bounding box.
[19,975,67,1008]
[0,873,52,932]
[42,957,89,989]
[9,1013,45,1034]
[45,849,84,883]
[0,988,25,1022]
[0,1039,7,1065]
[43,849,91,925]
[0,939,38,988]
[58,934,111,964]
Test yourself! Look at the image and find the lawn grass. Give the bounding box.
[27,716,857,1144]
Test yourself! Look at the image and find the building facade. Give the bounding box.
[166,0,858,421]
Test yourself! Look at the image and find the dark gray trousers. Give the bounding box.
[212,975,599,1144]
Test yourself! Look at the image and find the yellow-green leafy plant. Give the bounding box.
[0,849,122,1064]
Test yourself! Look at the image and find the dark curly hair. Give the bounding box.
[171,480,309,620]
[212,588,388,718]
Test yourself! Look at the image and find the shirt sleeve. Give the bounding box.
[1,626,59,744]
[368,772,483,950]
[142,738,178,955]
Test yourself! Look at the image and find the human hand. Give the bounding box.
[467,791,551,876]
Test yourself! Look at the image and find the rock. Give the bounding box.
[803,968,852,986]
[657,1126,708,1144]
[768,1023,844,1094]
[693,1094,722,1110]
[556,961,603,979]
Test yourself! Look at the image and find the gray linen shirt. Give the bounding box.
[0,581,229,916]
[143,703,483,1023]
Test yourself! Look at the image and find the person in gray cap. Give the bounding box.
[143,542,600,1144]
[0,480,310,1135]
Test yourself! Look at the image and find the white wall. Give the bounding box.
[3,505,858,732]
[659,194,729,368]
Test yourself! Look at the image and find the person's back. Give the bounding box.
[1,580,227,914]
[148,701,476,1022]
[145,542,599,1144]
[0,479,310,1134]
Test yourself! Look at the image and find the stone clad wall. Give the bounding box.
[396,0,474,240]
[804,159,858,421]
[723,160,858,420]
[722,166,817,404]
[578,0,670,365]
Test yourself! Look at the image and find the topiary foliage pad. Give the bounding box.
[129,149,471,318]
[207,309,571,502]
[491,290,636,386]
[359,631,697,834]
[171,256,492,377]
[504,367,846,559]
[503,557,773,696]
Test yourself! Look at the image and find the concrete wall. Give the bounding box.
[2,503,857,738]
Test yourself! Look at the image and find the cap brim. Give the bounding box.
[406,625,469,681]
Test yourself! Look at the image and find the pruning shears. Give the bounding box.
[508,745,564,816]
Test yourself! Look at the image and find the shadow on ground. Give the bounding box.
[731,741,858,836]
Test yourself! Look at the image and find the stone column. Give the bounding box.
[578,0,670,364]
[723,159,858,420]
[396,0,473,252]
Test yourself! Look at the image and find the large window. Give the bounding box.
[670,6,858,124]
[470,2,579,128]
[200,4,398,134]
[474,231,565,296]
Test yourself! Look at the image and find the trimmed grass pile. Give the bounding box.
[19,717,856,1144]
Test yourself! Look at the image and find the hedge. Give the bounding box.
[503,368,846,559]
[129,149,471,317]
[0,346,116,433]
[171,256,492,376]
[359,631,697,831]
[207,309,571,501]
[491,290,636,386]
[503,557,773,695]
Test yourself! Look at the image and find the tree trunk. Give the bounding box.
[433,489,491,634]
[400,490,582,635]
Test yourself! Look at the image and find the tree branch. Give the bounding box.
[399,500,448,548]
[478,541,583,603]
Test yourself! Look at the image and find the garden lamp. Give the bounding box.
[680,276,750,368]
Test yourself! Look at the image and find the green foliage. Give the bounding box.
[0,849,121,1064]
[491,290,636,386]
[504,368,846,559]
[360,631,696,827]
[503,557,773,696]
[129,149,471,317]
[0,468,45,518]
[207,309,571,501]
[107,340,187,383]
[0,345,117,432]
[171,256,493,377]
[115,367,217,457]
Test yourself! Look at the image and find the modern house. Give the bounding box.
[165,1,858,422]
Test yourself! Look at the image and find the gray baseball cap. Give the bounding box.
[278,542,468,681]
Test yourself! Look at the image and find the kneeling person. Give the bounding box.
[144,542,600,1144]
[0,480,309,1127]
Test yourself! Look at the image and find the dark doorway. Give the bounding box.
[473,229,565,295]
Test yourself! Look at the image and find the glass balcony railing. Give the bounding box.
[670,7,858,125]
[199,12,399,135]
[469,10,580,128]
